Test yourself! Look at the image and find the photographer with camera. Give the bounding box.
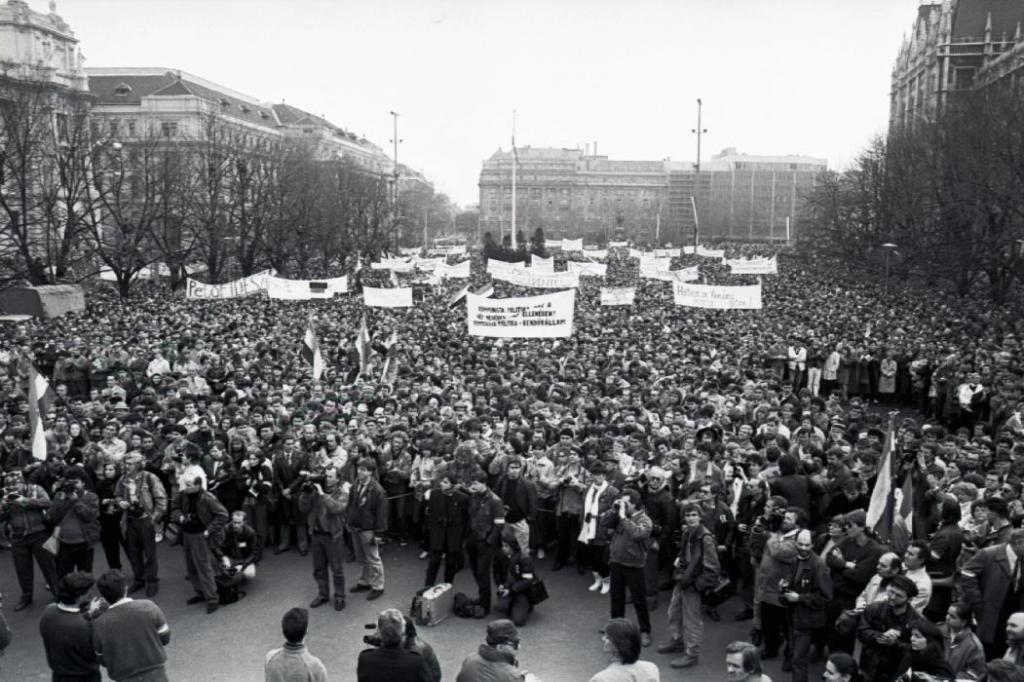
[49,466,100,578]
[357,608,434,682]
[0,469,59,611]
[657,501,720,670]
[754,504,806,667]
[170,474,229,614]
[605,488,653,646]
[298,467,350,611]
[114,452,167,597]
[219,510,259,582]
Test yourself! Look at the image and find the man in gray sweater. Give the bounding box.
[92,569,171,682]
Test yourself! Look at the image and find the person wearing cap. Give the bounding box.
[346,457,388,601]
[855,574,920,681]
[356,608,434,682]
[456,619,527,682]
[170,474,229,614]
[115,452,167,597]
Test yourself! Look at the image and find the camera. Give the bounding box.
[3,489,21,503]
[363,623,383,647]
[300,472,326,493]
[57,479,79,495]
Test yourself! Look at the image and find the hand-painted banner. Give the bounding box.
[628,248,645,259]
[567,261,607,277]
[726,257,778,275]
[363,287,413,307]
[398,247,421,256]
[266,275,348,299]
[561,238,584,252]
[545,239,563,250]
[654,248,679,259]
[696,245,726,259]
[583,249,608,259]
[487,259,526,278]
[412,256,448,272]
[672,282,762,309]
[429,244,466,256]
[642,265,699,282]
[437,260,470,279]
[371,258,416,273]
[530,255,555,273]
[467,289,575,338]
[600,287,635,306]
[638,257,671,276]
[682,246,696,255]
[609,241,628,248]
[501,269,580,289]
[186,270,273,300]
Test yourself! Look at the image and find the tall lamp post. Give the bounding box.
[691,98,707,249]
[882,242,897,295]
[389,110,402,250]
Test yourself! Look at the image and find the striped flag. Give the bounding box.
[891,471,914,554]
[866,422,912,550]
[301,322,324,381]
[27,364,55,460]
[474,283,494,298]
[449,284,470,307]
[356,313,370,374]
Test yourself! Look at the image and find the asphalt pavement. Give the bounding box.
[0,540,818,680]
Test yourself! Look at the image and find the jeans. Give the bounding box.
[99,515,125,570]
[667,585,703,655]
[310,532,346,598]
[125,515,159,586]
[425,550,461,586]
[788,626,815,682]
[610,563,651,633]
[351,529,384,590]
[56,541,94,578]
[555,513,580,564]
[466,538,495,611]
[182,532,218,604]
[495,590,532,626]
[760,602,788,654]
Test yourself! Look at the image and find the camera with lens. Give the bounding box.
[300,472,326,493]
[56,479,79,495]
[3,488,21,503]
[362,623,382,647]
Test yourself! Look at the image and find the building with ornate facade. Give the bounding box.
[890,0,1024,129]
[478,147,825,245]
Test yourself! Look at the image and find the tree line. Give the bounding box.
[799,82,1024,304]
[0,74,455,297]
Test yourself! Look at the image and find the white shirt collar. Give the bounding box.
[109,597,134,609]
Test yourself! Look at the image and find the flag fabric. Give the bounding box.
[866,423,912,549]
[449,284,470,307]
[301,322,324,381]
[389,270,399,287]
[474,283,494,298]
[27,364,56,460]
[356,314,370,374]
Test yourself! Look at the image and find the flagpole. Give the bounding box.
[511,109,518,250]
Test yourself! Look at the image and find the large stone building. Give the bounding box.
[890,0,1024,129]
[478,146,825,244]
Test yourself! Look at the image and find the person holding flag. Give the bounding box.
[302,319,325,382]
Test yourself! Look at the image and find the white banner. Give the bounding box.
[600,287,635,306]
[726,256,778,275]
[696,245,726,259]
[561,238,584,252]
[654,248,679,259]
[530,255,555,273]
[672,282,762,309]
[429,244,466,256]
[682,246,696,255]
[638,257,671,275]
[467,289,575,338]
[628,248,644,259]
[398,246,421,256]
[487,259,526,278]
[503,269,580,289]
[371,258,416,272]
[186,270,273,300]
[544,239,562,250]
[609,241,628,248]
[567,261,607,277]
[437,260,470,279]
[411,256,447,272]
[363,287,413,307]
[266,275,348,300]
[642,265,699,282]
[586,249,608,259]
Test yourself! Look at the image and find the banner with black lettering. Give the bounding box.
[363,287,413,307]
[672,282,762,309]
[567,261,607,277]
[437,260,470,279]
[266,275,348,300]
[186,269,273,300]
[600,287,635,306]
[486,259,526,278]
[467,289,575,338]
[530,255,555,273]
[502,269,580,289]
[726,256,778,275]
[696,245,726,259]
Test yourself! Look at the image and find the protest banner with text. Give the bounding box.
[600,287,635,306]
[467,289,575,338]
[186,270,273,300]
[672,282,763,309]
[363,287,413,307]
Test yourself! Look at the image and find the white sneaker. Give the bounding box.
[155,531,164,543]
[600,578,611,595]
[418,551,428,560]
[537,548,546,559]
[588,573,602,592]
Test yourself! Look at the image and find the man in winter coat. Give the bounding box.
[605,488,653,646]
[781,528,832,682]
[456,619,528,682]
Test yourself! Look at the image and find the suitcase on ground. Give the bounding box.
[413,583,454,626]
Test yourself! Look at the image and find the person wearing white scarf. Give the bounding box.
[577,464,619,594]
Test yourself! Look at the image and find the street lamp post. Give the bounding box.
[691,98,707,249]
[882,242,897,295]
[389,111,402,250]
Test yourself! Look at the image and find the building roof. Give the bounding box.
[87,68,279,129]
[951,0,1024,41]
[271,102,376,149]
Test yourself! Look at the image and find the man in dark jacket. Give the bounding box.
[606,488,653,646]
[299,468,350,611]
[49,466,101,578]
[272,436,309,555]
[658,501,720,669]
[494,457,537,556]
[171,475,229,613]
[357,608,433,682]
[856,575,920,681]
[781,529,832,682]
[466,470,506,615]
[424,472,469,586]
[456,619,525,682]
[346,457,388,600]
[38,571,101,682]
[825,508,884,654]
[642,466,678,610]
[961,528,1024,660]
[0,468,59,610]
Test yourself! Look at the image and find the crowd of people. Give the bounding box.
[1,240,1024,680]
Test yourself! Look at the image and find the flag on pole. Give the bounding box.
[891,471,914,554]
[301,321,324,381]
[389,270,399,287]
[449,284,470,307]
[27,364,56,460]
[866,422,909,547]
[356,313,370,374]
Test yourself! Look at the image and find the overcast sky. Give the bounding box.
[56,0,920,206]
